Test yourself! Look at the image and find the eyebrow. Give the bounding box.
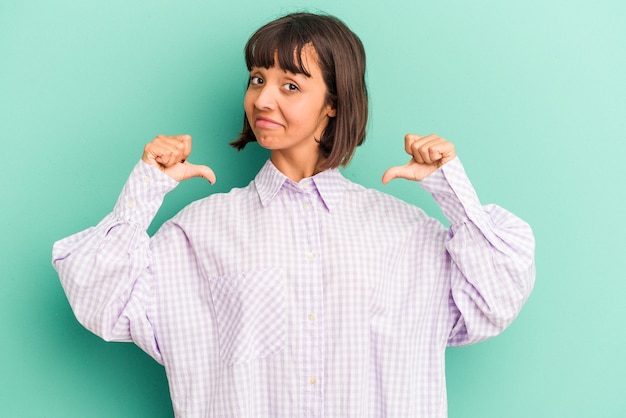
[249,66,311,78]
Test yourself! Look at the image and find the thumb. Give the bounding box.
[382,165,406,185]
[182,162,217,184]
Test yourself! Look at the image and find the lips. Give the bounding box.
[255,115,282,129]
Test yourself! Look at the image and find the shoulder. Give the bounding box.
[341,178,435,228]
[171,181,259,226]
[335,179,448,256]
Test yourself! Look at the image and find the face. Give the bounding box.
[244,47,336,169]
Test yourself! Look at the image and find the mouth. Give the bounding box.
[255,115,282,129]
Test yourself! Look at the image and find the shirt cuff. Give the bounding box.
[112,160,179,229]
[418,157,482,226]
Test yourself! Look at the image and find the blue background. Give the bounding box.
[1,0,625,416]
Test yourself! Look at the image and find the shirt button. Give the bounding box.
[142,175,151,184]
[305,252,315,260]
[302,183,311,191]
[302,203,311,211]
[309,377,318,386]
[127,200,136,209]
[308,313,316,322]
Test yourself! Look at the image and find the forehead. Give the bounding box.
[245,26,319,77]
[251,47,322,79]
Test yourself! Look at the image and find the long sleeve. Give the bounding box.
[51,156,536,415]
[419,158,536,346]
[52,161,178,363]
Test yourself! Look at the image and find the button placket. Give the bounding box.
[295,183,324,412]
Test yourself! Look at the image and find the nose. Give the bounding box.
[253,84,277,110]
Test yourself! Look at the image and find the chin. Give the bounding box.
[255,136,280,150]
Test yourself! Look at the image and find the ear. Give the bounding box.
[327,105,337,117]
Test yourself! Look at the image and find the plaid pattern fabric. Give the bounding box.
[53,158,535,417]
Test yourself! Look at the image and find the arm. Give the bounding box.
[420,157,535,345]
[52,161,177,362]
[52,134,215,362]
[383,134,535,344]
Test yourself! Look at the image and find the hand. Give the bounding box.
[142,134,216,183]
[382,133,456,184]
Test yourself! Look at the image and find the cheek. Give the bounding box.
[284,102,315,125]
[243,91,255,116]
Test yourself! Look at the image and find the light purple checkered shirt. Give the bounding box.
[52,157,535,417]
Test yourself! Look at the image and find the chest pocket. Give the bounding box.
[208,266,286,366]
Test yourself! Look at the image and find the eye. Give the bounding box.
[249,76,263,85]
[284,82,299,92]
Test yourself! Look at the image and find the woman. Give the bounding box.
[53,12,535,417]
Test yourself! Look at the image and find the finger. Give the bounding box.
[149,136,189,166]
[406,134,437,164]
[183,162,217,184]
[427,145,443,164]
[171,134,192,161]
[160,135,188,157]
[407,134,448,164]
[382,164,410,184]
[154,146,179,167]
[413,136,445,164]
[404,134,423,155]
[144,141,177,167]
[404,133,439,150]
[429,140,456,164]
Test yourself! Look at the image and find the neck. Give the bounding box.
[270,151,324,182]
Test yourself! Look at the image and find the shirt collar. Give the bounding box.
[254,159,348,211]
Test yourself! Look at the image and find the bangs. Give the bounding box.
[245,19,314,76]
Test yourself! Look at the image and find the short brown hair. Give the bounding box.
[230,12,368,169]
